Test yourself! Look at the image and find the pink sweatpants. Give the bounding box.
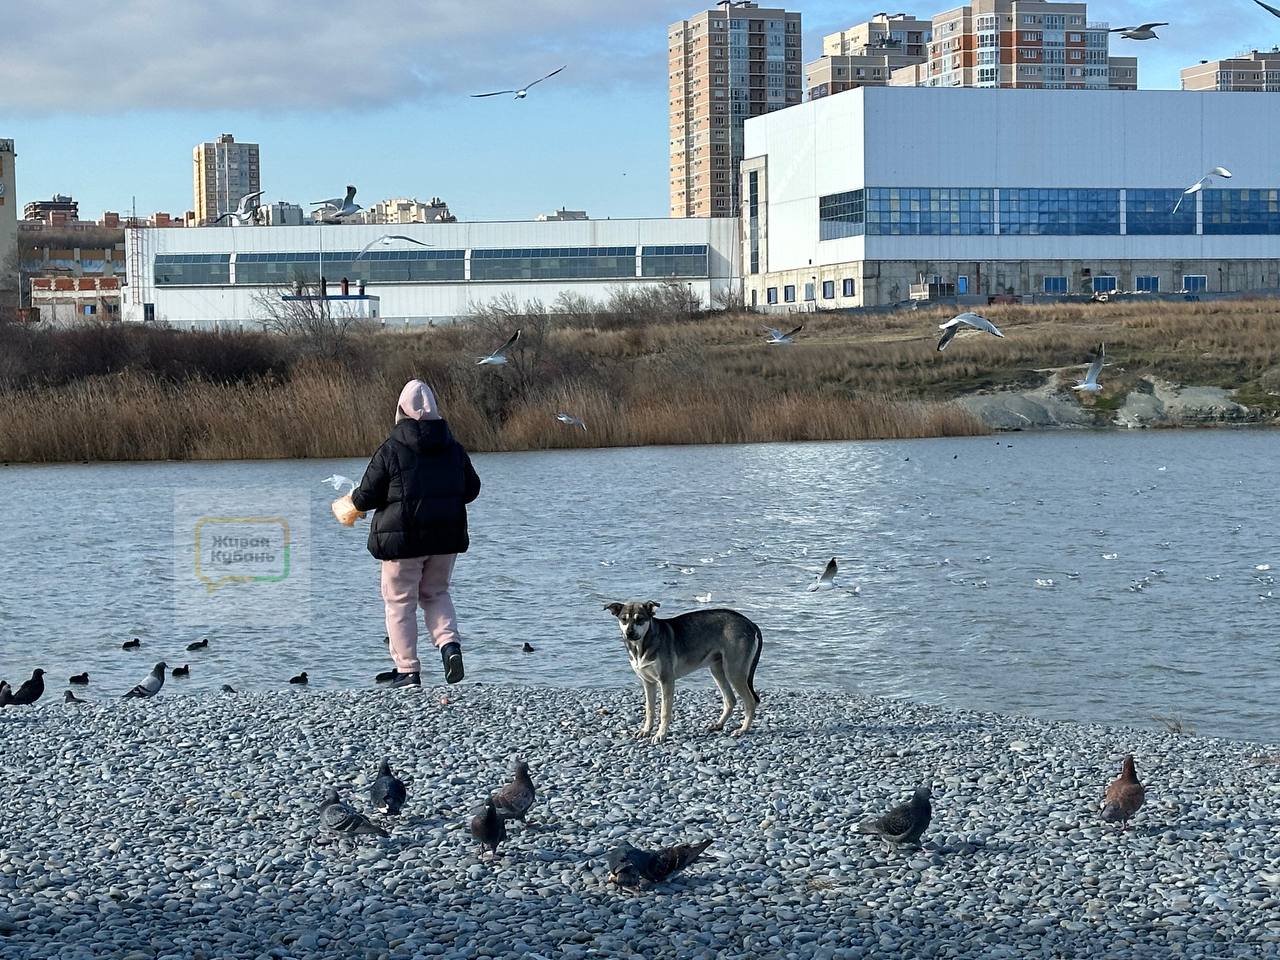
[380,554,460,673]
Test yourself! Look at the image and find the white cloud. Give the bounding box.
[0,0,695,113]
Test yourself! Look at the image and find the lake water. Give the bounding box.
[1,431,1277,742]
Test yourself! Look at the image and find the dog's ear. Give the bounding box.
[643,601,661,615]
[604,602,623,618]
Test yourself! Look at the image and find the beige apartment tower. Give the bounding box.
[807,13,932,99]
[1182,49,1280,91]
[192,133,261,226]
[915,0,1136,89]
[669,2,802,219]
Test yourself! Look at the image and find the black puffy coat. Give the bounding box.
[351,419,481,561]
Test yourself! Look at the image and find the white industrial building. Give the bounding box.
[741,87,1280,309]
[121,218,740,327]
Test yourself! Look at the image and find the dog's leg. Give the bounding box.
[652,676,675,743]
[637,680,656,738]
[726,660,758,737]
[707,658,736,733]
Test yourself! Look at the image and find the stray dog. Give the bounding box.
[605,601,762,743]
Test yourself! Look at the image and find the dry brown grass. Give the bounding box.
[1,297,1277,463]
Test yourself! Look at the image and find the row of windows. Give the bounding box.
[1042,275,1208,294]
[155,246,711,286]
[765,278,856,304]
[818,187,1280,238]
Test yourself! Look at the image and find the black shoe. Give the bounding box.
[441,643,465,685]
[389,671,421,689]
[374,669,401,685]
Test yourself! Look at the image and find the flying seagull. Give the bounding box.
[764,324,803,345]
[311,185,362,223]
[1172,167,1232,214]
[1109,22,1168,40]
[1252,0,1280,18]
[1074,343,1105,393]
[354,235,433,261]
[937,313,1005,352]
[215,190,265,226]
[477,330,520,365]
[556,413,587,431]
[322,474,358,496]
[807,558,839,592]
[471,66,566,100]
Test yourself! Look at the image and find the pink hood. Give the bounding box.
[395,379,441,423]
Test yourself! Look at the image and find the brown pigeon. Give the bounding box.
[1101,754,1145,829]
[607,839,715,892]
[492,760,536,824]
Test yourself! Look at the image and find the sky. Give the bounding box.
[0,0,1269,222]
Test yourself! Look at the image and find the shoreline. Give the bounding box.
[3,687,1278,959]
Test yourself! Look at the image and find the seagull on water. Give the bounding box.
[311,185,362,223]
[1109,22,1168,40]
[354,235,433,260]
[1172,167,1232,214]
[555,413,587,431]
[322,475,358,496]
[471,66,566,100]
[478,330,520,365]
[1074,344,1106,393]
[937,313,1005,352]
[764,324,803,345]
[215,190,265,226]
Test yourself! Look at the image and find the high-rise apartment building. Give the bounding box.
[807,13,932,99]
[1182,49,1280,91]
[905,0,1136,90]
[669,2,802,219]
[0,139,17,287]
[192,134,261,226]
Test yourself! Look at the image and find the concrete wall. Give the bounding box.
[124,218,742,327]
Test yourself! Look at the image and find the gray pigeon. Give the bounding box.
[123,662,166,699]
[857,785,932,846]
[492,760,536,823]
[606,839,715,891]
[319,787,388,838]
[9,669,46,706]
[221,684,237,694]
[370,759,407,815]
[64,690,89,704]
[470,797,507,857]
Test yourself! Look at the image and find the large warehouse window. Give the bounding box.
[1202,189,1280,235]
[819,189,865,240]
[154,253,231,286]
[1127,189,1195,236]
[1000,188,1120,235]
[640,245,710,278]
[233,250,465,285]
[866,187,994,236]
[473,247,637,281]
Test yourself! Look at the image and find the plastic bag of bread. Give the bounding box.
[331,494,366,527]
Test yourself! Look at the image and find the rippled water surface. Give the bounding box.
[2,431,1277,741]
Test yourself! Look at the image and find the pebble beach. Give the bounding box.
[3,685,1279,960]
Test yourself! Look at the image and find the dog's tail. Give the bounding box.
[746,625,763,704]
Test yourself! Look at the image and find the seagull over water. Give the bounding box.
[1172,167,1232,214]
[471,65,566,100]
[937,313,1005,352]
[556,413,587,431]
[478,330,520,365]
[1074,344,1105,393]
[322,475,357,496]
[354,235,433,260]
[1109,22,1168,40]
[215,190,265,226]
[764,324,803,345]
